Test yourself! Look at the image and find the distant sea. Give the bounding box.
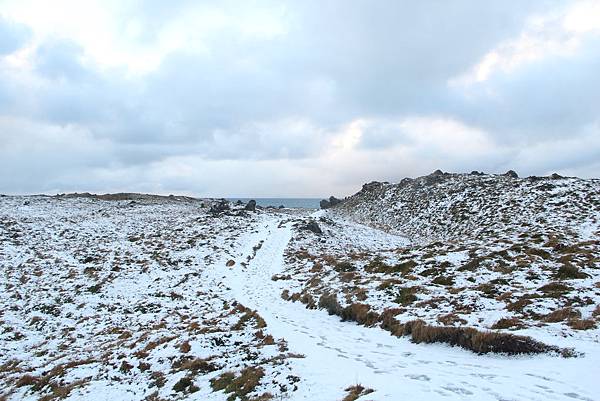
[228,198,321,209]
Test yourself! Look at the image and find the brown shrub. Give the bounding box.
[318,293,343,316]
[395,287,419,306]
[232,309,267,330]
[543,307,581,323]
[210,367,265,399]
[506,297,533,312]
[592,305,600,319]
[437,313,467,326]
[567,319,597,330]
[16,374,38,387]
[334,261,356,273]
[399,320,572,356]
[342,384,374,401]
[491,317,525,330]
[179,341,191,353]
[554,264,589,280]
[537,282,573,296]
[340,304,380,327]
[280,289,290,301]
[379,308,403,334]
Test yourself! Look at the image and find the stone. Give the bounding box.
[303,220,322,234]
[244,199,257,211]
[504,170,519,178]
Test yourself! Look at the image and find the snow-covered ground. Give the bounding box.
[211,214,599,401]
[1,192,599,400]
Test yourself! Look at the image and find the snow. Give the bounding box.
[1,190,599,400]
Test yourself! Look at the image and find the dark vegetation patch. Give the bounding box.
[210,366,265,401]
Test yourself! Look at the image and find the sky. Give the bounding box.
[1,0,600,197]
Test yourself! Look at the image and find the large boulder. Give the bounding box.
[303,220,322,234]
[320,196,343,209]
[244,199,257,211]
[503,170,519,178]
[209,199,230,215]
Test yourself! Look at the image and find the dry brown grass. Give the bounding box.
[567,318,597,330]
[491,317,526,330]
[232,307,267,330]
[543,307,581,323]
[396,320,574,356]
[340,303,379,327]
[342,384,374,401]
[437,313,467,326]
[210,366,265,400]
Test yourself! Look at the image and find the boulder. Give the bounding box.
[550,173,564,180]
[319,199,331,209]
[503,170,519,178]
[320,196,343,209]
[244,199,257,211]
[303,220,322,234]
[209,199,230,215]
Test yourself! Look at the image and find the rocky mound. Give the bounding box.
[332,170,600,244]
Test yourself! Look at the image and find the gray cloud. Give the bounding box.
[1,0,599,196]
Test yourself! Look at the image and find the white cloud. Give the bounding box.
[450,0,600,86]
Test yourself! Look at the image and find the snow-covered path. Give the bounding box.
[209,216,598,401]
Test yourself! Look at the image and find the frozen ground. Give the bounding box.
[1,190,599,401]
[213,215,599,401]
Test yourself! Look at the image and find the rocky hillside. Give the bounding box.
[332,170,600,244]
[275,170,600,356]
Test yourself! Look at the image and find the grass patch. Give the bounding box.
[342,384,374,401]
[210,366,265,401]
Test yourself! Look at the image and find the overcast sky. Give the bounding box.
[1,0,600,197]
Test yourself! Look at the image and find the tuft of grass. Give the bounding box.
[210,366,265,401]
[396,320,575,357]
[173,376,199,393]
[342,384,374,401]
[334,261,356,273]
[537,282,573,297]
[340,303,379,327]
[318,293,343,316]
[567,318,597,330]
[491,317,525,330]
[395,287,418,306]
[554,264,589,280]
[543,307,581,323]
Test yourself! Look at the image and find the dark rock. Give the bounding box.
[503,170,519,178]
[235,200,244,206]
[470,170,484,176]
[23,201,30,206]
[550,173,564,180]
[432,169,444,176]
[278,205,285,209]
[362,181,384,192]
[320,196,343,209]
[209,199,230,215]
[303,220,322,234]
[244,199,257,211]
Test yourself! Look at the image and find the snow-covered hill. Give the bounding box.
[332,170,600,244]
[1,178,599,401]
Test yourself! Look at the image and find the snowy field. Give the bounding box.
[1,193,599,400]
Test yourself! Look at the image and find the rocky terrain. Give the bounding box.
[282,172,600,344]
[0,196,300,401]
[1,172,599,401]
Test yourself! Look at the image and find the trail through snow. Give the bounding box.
[205,215,598,401]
